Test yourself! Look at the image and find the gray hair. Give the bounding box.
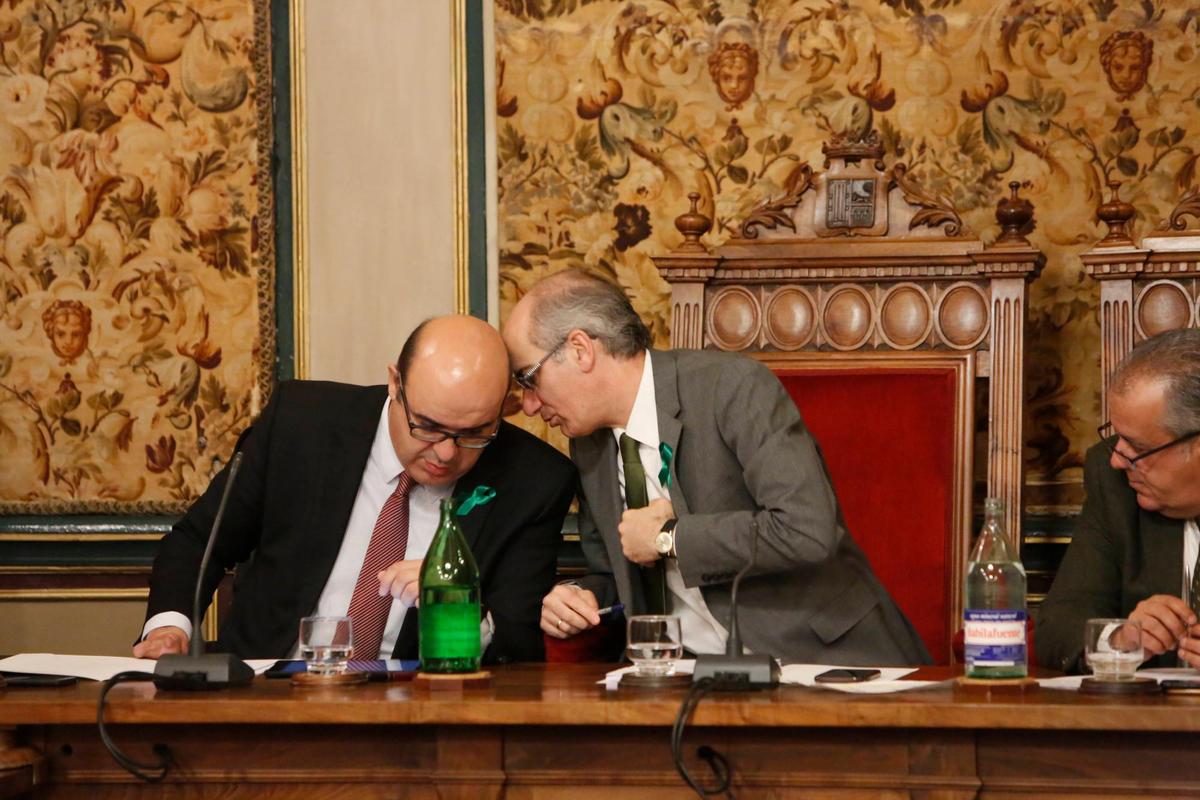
[1110,328,1200,436]
[526,269,651,359]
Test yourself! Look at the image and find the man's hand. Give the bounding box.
[133,626,189,658]
[618,498,674,567]
[378,560,423,607]
[541,584,600,639]
[1178,623,1200,668]
[1129,594,1195,656]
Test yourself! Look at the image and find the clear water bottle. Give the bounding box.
[419,498,482,673]
[964,497,1027,679]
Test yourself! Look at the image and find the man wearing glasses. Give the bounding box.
[503,269,928,665]
[136,315,575,663]
[1037,329,1200,672]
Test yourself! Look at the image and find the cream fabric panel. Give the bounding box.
[303,0,457,384]
[0,600,147,656]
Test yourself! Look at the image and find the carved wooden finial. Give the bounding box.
[674,192,712,252]
[1097,180,1136,245]
[995,181,1034,245]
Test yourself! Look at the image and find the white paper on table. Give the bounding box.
[600,659,695,691]
[0,653,279,681]
[1039,666,1200,691]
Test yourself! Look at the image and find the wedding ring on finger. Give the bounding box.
[557,618,565,631]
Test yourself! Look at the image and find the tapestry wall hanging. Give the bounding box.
[0,0,275,513]
[494,0,1200,509]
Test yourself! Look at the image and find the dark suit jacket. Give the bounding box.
[1035,441,1185,673]
[573,349,929,666]
[145,380,576,663]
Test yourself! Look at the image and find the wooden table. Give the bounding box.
[1,664,1198,798]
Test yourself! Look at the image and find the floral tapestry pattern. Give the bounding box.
[0,0,274,513]
[495,0,1200,509]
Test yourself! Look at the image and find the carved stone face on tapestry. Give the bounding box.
[1100,31,1153,99]
[708,43,758,109]
[41,299,92,364]
[707,18,758,110]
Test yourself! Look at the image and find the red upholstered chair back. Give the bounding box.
[771,361,971,664]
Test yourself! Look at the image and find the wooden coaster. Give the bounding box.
[412,670,492,689]
[955,675,1040,694]
[619,672,693,691]
[291,670,369,688]
[1079,677,1159,695]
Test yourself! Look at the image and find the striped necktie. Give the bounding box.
[346,472,416,659]
[620,433,667,614]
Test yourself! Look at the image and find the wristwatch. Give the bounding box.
[654,518,678,559]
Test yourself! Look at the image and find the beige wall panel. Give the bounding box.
[303,0,457,384]
[0,600,147,656]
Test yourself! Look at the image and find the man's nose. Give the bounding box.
[432,437,459,462]
[521,389,542,415]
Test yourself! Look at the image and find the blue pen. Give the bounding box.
[597,603,624,617]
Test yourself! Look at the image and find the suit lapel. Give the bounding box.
[1140,510,1185,596]
[650,350,690,517]
[300,386,387,615]
[576,430,641,609]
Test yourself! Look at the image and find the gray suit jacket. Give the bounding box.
[1035,441,1185,673]
[573,349,929,666]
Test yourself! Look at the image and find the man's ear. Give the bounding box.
[569,329,598,373]
[387,364,400,394]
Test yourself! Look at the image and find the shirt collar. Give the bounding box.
[613,352,658,448]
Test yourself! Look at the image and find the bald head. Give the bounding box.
[398,315,508,398]
[386,315,509,486]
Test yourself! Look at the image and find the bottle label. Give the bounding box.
[964,609,1026,666]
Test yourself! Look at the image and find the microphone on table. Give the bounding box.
[691,520,780,689]
[154,451,255,690]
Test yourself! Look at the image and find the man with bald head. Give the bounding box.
[137,315,575,663]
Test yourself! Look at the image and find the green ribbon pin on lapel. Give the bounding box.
[455,485,496,516]
[658,442,673,488]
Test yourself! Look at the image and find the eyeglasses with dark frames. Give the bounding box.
[513,337,567,391]
[396,383,499,449]
[1097,421,1200,470]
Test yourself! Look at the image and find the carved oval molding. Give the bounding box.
[821,284,874,350]
[1136,280,1194,339]
[878,283,933,350]
[936,283,990,349]
[707,286,760,351]
[763,287,817,350]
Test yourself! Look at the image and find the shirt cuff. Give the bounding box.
[142,611,193,643]
[480,611,495,652]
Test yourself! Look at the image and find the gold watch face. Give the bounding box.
[654,531,673,555]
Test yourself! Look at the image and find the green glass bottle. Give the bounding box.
[419,497,482,673]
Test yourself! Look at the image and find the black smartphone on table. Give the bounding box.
[814,668,881,684]
[1,672,78,687]
[1160,679,1200,694]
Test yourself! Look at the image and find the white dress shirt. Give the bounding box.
[144,396,493,655]
[1184,518,1199,592]
[612,354,729,655]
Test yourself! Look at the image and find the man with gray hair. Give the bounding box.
[503,269,928,665]
[1037,328,1200,672]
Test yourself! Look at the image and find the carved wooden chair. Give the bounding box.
[1082,183,1200,418]
[651,133,1043,664]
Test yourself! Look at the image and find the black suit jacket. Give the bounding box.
[1035,441,1185,673]
[145,380,576,663]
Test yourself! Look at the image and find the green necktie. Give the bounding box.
[619,433,666,614]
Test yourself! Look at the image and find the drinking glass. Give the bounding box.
[625,615,683,677]
[1084,618,1143,681]
[299,616,354,675]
